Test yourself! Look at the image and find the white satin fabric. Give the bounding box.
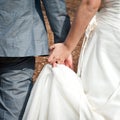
[23,64,104,120]
[23,0,120,120]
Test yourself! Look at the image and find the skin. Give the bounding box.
[48,0,101,68]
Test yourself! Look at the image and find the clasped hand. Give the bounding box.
[48,43,73,69]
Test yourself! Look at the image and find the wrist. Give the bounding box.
[63,41,75,53]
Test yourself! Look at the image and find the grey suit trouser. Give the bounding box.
[0,57,35,120]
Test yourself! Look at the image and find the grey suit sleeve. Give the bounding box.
[42,0,71,43]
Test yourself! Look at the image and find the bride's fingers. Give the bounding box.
[66,59,73,69]
[52,62,57,67]
[48,55,59,66]
[65,61,74,70]
[48,55,64,67]
[57,60,64,64]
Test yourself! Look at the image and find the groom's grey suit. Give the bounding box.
[0,0,70,119]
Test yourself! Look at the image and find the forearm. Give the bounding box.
[64,0,101,52]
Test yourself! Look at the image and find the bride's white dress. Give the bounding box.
[23,0,120,120]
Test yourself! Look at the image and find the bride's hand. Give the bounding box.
[48,43,72,67]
